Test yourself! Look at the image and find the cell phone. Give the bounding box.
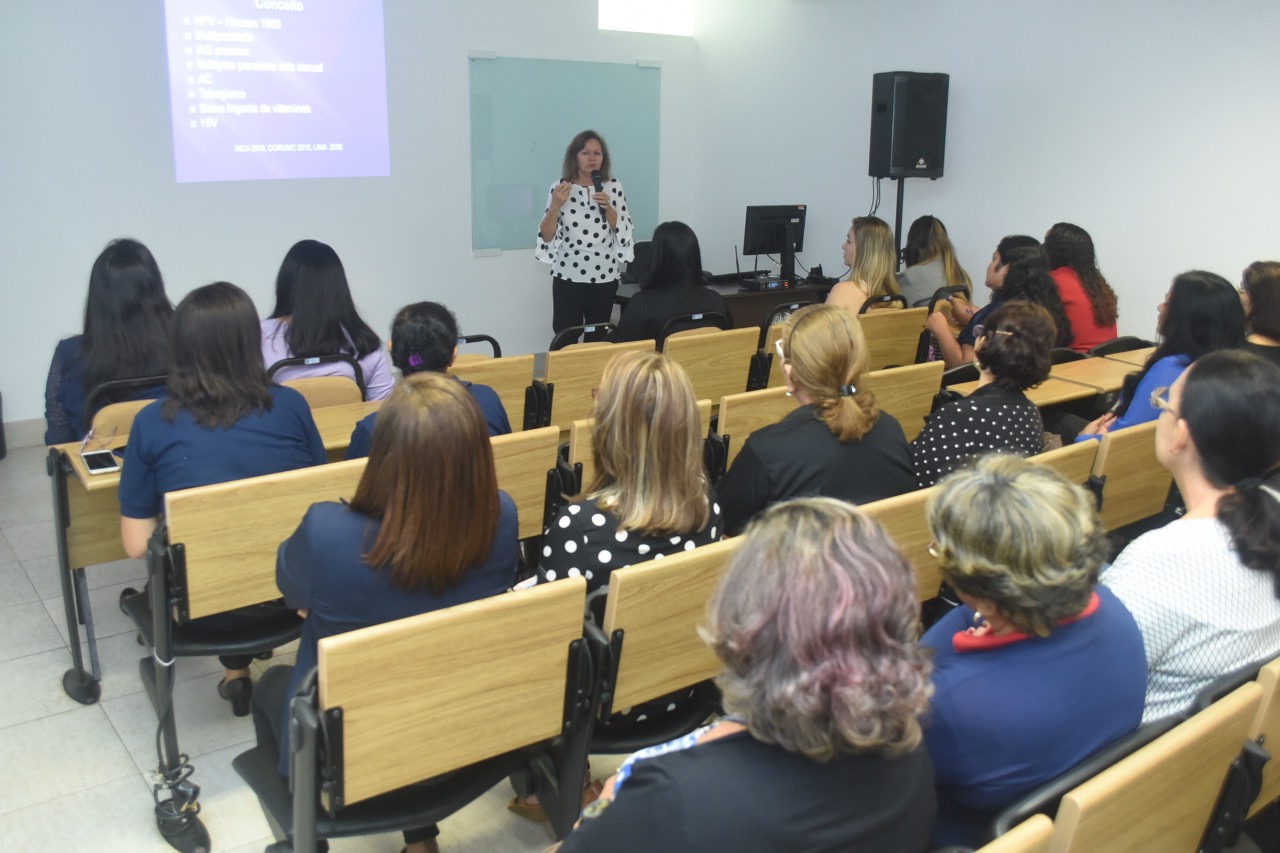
[81,448,120,475]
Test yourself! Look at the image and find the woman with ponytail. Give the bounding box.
[1103,349,1280,723]
[719,304,916,535]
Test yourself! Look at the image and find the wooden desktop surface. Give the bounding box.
[1100,346,1157,367]
[1048,357,1140,393]
[953,376,1096,407]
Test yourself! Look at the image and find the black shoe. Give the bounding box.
[119,587,139,615]
[217,676,252,717]
[254,650,273,661]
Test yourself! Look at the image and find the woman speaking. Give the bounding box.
[537,129,635,334]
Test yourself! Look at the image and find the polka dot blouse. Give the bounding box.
[536,495,723,592]
[910,383,1045,488]
[535,179,635,284]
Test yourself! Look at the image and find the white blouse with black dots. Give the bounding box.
[536,495,722,592]
[535,179,635,284]
[910,384,1045,488]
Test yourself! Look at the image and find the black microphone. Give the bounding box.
[590,170,610,227]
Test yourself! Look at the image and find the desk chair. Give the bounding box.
[490,426,564,543]
[537,340,655,430]
[1089,421,1172,531]
[83,374,168,435]
[281,376,364,408]
[863,360,944,442]
[1246,659,1280,819]
[715,386,797,472]
[663,327,759,409]
[549,323,619,351]
[457,332,502,358]
[120,459,367,848]
[268,354,367,401]
[1029,442,1102,506]
[1088,336,1154,358]
[1050,348,1088,365]
[749,302,815,390]
[942,362,980,388]
[233,577,593,848]
[969,814,1053,853]
[88,398,155,441]
[860,486,943,603]
[858,293,908,313]
[449,353,538,430]
[656,310,732,348]
[858,306,928,369]
[915,285,971,362]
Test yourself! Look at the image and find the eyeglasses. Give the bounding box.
[79,425,117,454]
[774,339,786,363]
[927,541,940,559]
[1150,386,1179,418]
[972,325,1014,341]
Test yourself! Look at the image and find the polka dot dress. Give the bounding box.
[910,384,1045,488]
[535,179,634,283]
[536,495,723,591]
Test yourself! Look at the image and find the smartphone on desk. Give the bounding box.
[80,448,121,475]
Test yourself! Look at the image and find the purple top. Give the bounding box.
[260,317,395,400]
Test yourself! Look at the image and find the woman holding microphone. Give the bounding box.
[537,130,635,334]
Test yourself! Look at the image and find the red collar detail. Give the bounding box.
[952,592,1100,653]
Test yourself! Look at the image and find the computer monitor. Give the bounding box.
[742,205,806,284]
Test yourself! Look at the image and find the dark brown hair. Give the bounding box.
[1044,222,1118,327]
[349,372,499,593]
[975,301,1055,392]
[559,130,612,182]
[1242,261,1280,341]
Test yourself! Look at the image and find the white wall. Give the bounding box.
[4,0,1279,431]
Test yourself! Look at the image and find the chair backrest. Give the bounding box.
[491,426,562,540]
[858,293,909,314]
[549,323,619,351]
[1090,421,1172,530]
[567,400,712,494]
[663,327,760,405]
[89,399,154,440]
[1050,348,1088,365]
[318,576,588,806]
[601,538,740,714]
[543,340,656,429]
[656,311,732,347]
[449,353,536,431]
[717,386,799,470]
[83,374,169,434]
[1249,657,1280,816]
[268,354,367,400]
[1050,682,1262,852]
[457,333,502,358]
[863,361,944,442]
[757,300,814,349]
[308,400,383,460]
[165,459,368,620]
[858,307,929,369]
[282,376,364,408]
[860,486,943,603]
[1087,336,1154,358]
[1029,441,1099,489]
[978,814,1053,853]
[942,362,981,387]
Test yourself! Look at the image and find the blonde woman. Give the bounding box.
[719,304,915,535]
[537,350,720,590]
[825,216,900,315]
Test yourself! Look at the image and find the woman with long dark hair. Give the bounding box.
[261,239,394,399]
[118,282,326,713]
[44,238,173,444]
[1103,350,1280,722]
[252,372,519,853]
[897,215,972,307]
[1044,222,1119,353]
[1077,270,1244,441]
[612,221,726,343]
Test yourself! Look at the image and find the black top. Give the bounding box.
[910,383,1044,488]
[1244,341,1280,369]
[557,729,935,853]
[613,284,729,343]
[718,404,917,535]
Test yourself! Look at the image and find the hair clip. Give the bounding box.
[408,354,424,368]
[839,384,857,397]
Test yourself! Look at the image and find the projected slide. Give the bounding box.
[164,1,389,183]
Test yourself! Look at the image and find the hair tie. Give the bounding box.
[838,384,857,397]
[1236,477,1263,493]
[407,353,424,368]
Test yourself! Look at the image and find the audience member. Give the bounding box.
[261,239,394,399]
[1044,222,1119,353]
[826,216,900,315]
[923,455,1146,847]
[345,302,510,458]
[1241,260,1280,368]
[117,282,326,715]
[719,304,915,535]
[552,498,935,853]
[897,215,972,307]
[612,220,727,343]
[911,302,1052,487]
[44,238,173,444]
[1103,350,1280,723]
[251,372,517,853]
[1076,270,1244,441]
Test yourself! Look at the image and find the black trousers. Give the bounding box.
[552,277,619,334]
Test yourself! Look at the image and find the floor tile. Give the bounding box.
[0,646,97,728]
[74,629,226,704]
[0,533,17,565]
[3,519,58,561]
[0,600,66,663]
[0,704,139,814]
[0,774,176,853]
[44,577,146,644]
[0,479,55,527]
[0,559,39,606]
[20,552,62,600]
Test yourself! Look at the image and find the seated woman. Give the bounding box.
[260,239,394,399]
[45,238,173,444]
[1077,270,1244,441]
[911,301,1053,487]
[718,304,915,536]
[551,498,935,853]
[1241,260,1280,368]
[926,236,1073,369]
[1102,350,1280,723]
[345,301,511,458]
[923,455,1146,848]
[825,216,900,315]
[118,282,327,714]
[896,215,972,307]
[251,372,518,853]
[612,220,727,343]
[538,350,720,590]
[1044,222,1119,353]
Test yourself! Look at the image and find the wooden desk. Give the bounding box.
[952,376,1096,407]
[1101,346,1157,367]
[1049,357,1140,393]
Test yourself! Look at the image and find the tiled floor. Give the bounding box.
[0,444,612,852]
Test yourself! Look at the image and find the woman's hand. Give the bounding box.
[1079,412,1117,437]
[925,311,953,337]
[949,296,979,323]
[551,180,573,209]
[591,190,610,208]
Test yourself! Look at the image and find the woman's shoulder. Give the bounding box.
[53,335,84,359]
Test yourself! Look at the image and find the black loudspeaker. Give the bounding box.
[868,71,949,179]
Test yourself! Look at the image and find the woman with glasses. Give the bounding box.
[922,455,1146,848]
[910,301,1053,487]
[1102,350,1280,723]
